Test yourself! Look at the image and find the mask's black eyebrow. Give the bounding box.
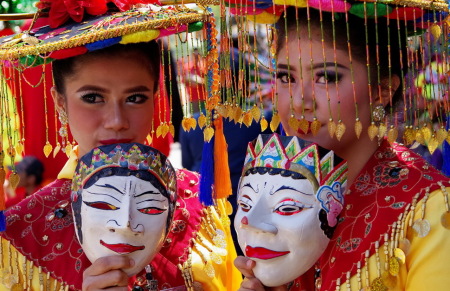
[84,191,121,203]
[134,190,161,198]
[96,184,124,195]
[242,182,258,193]
[271,185,313,196]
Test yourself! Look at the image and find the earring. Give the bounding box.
[58,110,68,138]
[372,105,386,123]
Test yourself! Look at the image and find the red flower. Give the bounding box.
[41,0,108,28]
[109,0,160,11]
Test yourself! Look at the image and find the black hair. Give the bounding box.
[243,166,307,180]
[277,7,408,109]
[318,208,336,239]
[52,41,161,94]
[15,156,44,185]
[72,166,173,244]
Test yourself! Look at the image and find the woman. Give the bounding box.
[234,4,450,291]
[0,1,240,290]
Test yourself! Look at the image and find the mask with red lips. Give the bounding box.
[235,134,347,287]
[71,143,177,276]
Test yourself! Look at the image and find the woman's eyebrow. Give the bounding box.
[311,62,349,70]
[271,185,313,196]
[277,63,297,71]
[124,85,152,94]
[76,85,108,93]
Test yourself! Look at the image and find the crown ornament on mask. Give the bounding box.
[72,143,176,201]
[242,133,348,191]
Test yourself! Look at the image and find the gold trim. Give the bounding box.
[387,0,449,11]
[0,10,207,60]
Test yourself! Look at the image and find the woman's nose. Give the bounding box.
[104,102,129,131]
[291,83,314,115]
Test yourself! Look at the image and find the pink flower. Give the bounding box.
[109,0,161,11]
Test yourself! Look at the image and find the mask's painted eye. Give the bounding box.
[274,199,310,216]
[84,201,119,210]
[138,207,166,215]
[238,195,253,213]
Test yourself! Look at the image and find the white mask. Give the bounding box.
[75,175,169,276]
[234,173,329,287]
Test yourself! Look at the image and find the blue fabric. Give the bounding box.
[0,211,5,232]
[86,37,122,52]
[443,115,450,176]
[199,136,215,206]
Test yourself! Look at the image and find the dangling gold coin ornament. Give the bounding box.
[412,218,431,237]
[311,118,322,136]
[440,211,450,229]
[288,115,300,131]
[270,112,281,132]
[427,136,439,155]
[260,117,268,131]
[335,120,346,141]
[368,122,379,141]
[387,125,398,143]
[250,105,261,122]
[328,118,336,138]
[298,117,309,135]
[354,118,362,139]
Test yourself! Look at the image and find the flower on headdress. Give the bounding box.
[39,0,108,28]
[109,0,161,11]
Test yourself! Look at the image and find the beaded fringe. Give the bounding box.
[333,183,450,291]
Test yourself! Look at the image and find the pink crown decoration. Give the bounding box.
[242,133,347,188]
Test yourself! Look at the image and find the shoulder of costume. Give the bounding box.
[157,168,234,289]
[320,139,450,290]
[1,178,89,290]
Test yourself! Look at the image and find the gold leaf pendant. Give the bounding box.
[311,119,322,136]
[335,121,346,141]
[354,119,362,139]
[368,123,378,141]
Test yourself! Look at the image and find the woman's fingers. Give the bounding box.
[239,277,267,291]
[82,256,133,291]
[234,256,256,278]
[84,256,134,276]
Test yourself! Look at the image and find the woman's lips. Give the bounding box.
[100,240,145,254]
[99,139,133,145]
[245,245,290,260]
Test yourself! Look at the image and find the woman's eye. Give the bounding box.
[81,93,104,104]
[126,94,149,104]
[84,201,118,210]
[276,72,296,84]
[316,71,342,84]
[274,201,304,216]
[238,195,253,213]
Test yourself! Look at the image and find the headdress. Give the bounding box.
[0,0,220,230]
[242,133,347,189]
[221,0,450,155]
[241,133,348,228]
[72,143,177,201]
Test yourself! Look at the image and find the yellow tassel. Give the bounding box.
[213,117,232,199]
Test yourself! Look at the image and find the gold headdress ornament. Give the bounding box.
[242,133,348,191]
[0,0,220,230]
[221,0,450,156]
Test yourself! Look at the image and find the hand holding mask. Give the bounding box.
[71,143,177,277]
[235,134,347,287]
